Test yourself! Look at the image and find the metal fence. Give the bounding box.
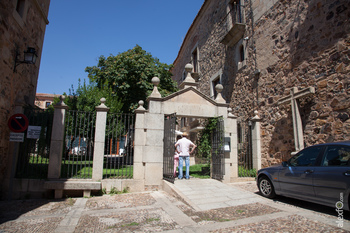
[104,113,135,179]
[15,107,54,179]
[61,110,96,179]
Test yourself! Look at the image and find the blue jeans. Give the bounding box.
[178,156,190,179]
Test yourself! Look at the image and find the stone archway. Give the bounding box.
[133,66,238,190]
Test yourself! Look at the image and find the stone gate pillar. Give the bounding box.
[251,111,262,171]
[215,84,237,183]
[142,77,164,189]
[224,108,238,183]
[48,96,69,179]
[92,98,109,181]
[134,101,147,185]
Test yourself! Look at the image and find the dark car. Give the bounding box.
[257,141,350,211]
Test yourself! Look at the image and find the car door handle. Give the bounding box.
[344,171,350,176]
[304,169,314,174]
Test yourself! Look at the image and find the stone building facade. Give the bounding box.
[35,93,60,109]
[0,0,50,198]
[172,0,350,167]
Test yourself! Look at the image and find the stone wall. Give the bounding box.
[0,0,50,199]
[247,0,350,166]
[172,0,350,168]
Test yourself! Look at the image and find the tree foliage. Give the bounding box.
[50,80,123,114]
[85,45,178,112]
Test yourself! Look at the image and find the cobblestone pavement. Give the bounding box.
[0,181,349,233]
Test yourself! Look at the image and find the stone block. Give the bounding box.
[44,180,101,190]
[144,163,163,186]
[134,128,146,146]
[148,100,162,114]
[44,180,101,199]
[145,113,164,130]
[133,146,144,163]
[145,129,164,147]
[143,146,164,163]
[133,162,145,180]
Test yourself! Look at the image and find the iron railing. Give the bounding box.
[62,110,96,179]
[104,113,135,179]
[221,3,245,26]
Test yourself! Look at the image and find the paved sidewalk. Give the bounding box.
[0,179,349,232]
[170,179,262,211]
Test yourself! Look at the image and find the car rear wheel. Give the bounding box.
[258,176,276,198]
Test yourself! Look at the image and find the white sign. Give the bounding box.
[10,132,24,142]
[27,126,41,139]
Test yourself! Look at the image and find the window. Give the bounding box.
[239,44,244,62]
[237,123,243,143]
[182,70,186,81]
[192,49,198,73]
[45,102,51,108]
[212,78,220,99]
[16,0,26,18]
[13,0,28,27]
[231,0,243,23]
[191,45,199,73]
[236,39,246,70]
[322,146,350,166]
[180,118,186,129]
[289,146,322,166]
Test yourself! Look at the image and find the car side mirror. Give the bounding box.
[282,161,288,167]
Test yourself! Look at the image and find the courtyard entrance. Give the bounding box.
[162,115,225,183]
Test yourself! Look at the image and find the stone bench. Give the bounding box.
[44,180,101,199]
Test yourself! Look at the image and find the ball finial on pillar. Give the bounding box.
[149,77,161,98]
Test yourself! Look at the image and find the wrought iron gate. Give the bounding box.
[237,120,254,177]
[163,113,176,183]
[211,116,225,180]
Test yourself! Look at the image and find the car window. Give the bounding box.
[289,146,322,166]
[322,145,350,166]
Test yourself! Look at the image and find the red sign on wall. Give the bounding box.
[8,114,29,133]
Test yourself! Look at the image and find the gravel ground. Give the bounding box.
[85,193,157,210]
[179,202,281,224]
[0,181,349,233]
[211,215,348,233]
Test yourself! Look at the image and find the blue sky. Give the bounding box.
[37,0,204,95]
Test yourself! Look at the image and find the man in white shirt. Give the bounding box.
[175,132,197,179]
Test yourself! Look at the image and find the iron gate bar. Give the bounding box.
[62,110,96,179]
[211,116,225,181]
[163,113,176,183]
[104,113,134,179]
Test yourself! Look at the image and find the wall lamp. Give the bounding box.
[13,47,38,72]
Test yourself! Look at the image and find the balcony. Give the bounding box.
[220,4,246,46]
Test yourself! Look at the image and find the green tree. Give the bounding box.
[50,80,123,114]
[85,45,178,112]
[73,79,123,113]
